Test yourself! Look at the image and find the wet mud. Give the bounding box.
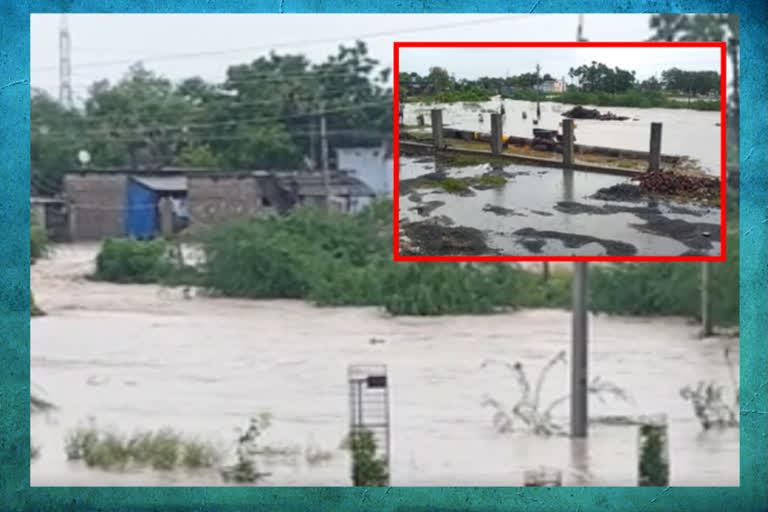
[482,204,526,217]
[403,222,493,255]
[513,228,638,256]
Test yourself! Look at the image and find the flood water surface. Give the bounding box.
[31,246,738,486]
[399,157,721,257]
[403,99,722,175]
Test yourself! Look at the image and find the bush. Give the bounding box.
[65,423,221,471]
[90,199,736,326]
[350,430,388,486]
[589,232,738,326]
[93,238,178,284]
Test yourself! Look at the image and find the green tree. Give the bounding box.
[425,66,452,94]
[175,144,219,168]
[31,88,84,195]
[649,14,738,130]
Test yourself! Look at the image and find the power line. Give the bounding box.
[33,100,392,137]
[32,14,544,72]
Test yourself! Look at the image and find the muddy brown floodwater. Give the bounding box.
[31,245,738,486]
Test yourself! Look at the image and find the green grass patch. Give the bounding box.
[478,174,507,187]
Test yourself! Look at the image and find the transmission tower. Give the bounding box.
[59,14,73,108]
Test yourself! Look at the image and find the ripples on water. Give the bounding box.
[31,248,738,487]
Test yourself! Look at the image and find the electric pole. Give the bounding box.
[571,261,589,438]
[701,261,713,337]
[570,13,589,439]
[59,14,73,109]
[319,101,331,213]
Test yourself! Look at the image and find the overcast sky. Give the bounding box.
[31,13,721,100]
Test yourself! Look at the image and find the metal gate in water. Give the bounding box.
[348,364,390,473]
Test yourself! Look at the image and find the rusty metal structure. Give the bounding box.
[348,364,391,474]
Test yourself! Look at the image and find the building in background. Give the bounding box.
[31,197,69,242]
[336,142,393,197]
[536,79,567,93]
[62,168,375,241]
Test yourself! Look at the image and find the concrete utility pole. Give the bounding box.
[535,63,542,120]
[59,14,73,109]
[320,101,332,213]
[571,261,589,438]
[701,261,713,336]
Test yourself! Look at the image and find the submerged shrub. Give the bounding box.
[350,430,389,486]
[93,238,177,284]
[65,423,221,471]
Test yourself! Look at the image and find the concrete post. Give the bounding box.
[159,197,174,238]
[68,203,78,242]
[701,261,713,336]
[571,261,589,438]
[490,113,502,155]
[562,119,574,167]
[431,109,443,150]
[649,122,662,171]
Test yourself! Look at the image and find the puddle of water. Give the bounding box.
[404,99,721,175]
[399,157,720,257]
[30,246,738,486]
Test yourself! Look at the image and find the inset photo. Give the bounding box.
[395,42,726,259]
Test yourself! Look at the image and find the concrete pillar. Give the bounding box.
[159,197,174,238]
[68,203,78,242]
[490,113,502,155]
[571,261,589,438]
[701,261,713,337]
[562,119,574,167]
[649,122,662,171]
[431,109,443,150]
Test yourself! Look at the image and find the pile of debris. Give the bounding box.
[632,170,720,200]
[562,106,629,121]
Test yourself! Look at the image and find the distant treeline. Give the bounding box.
[399,62,720,107]
[32,41,392,197]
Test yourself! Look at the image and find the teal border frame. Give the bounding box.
[4,1,766,510]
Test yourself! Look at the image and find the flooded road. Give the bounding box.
[403,99,722,175]
[31,245,738,486]
[399,157,721,257]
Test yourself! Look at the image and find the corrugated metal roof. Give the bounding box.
[132,175,188,192]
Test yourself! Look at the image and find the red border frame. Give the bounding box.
[392,41,727,262]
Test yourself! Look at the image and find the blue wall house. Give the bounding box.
[124,176,187,239]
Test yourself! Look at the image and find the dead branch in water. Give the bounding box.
[481,352,632,437]
[679,346,739,431]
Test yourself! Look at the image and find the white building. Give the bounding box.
[336,143,393,198]
[537,79,567,93]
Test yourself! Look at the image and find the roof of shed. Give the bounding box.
[132,175,188,192]
[288,174,375,197]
